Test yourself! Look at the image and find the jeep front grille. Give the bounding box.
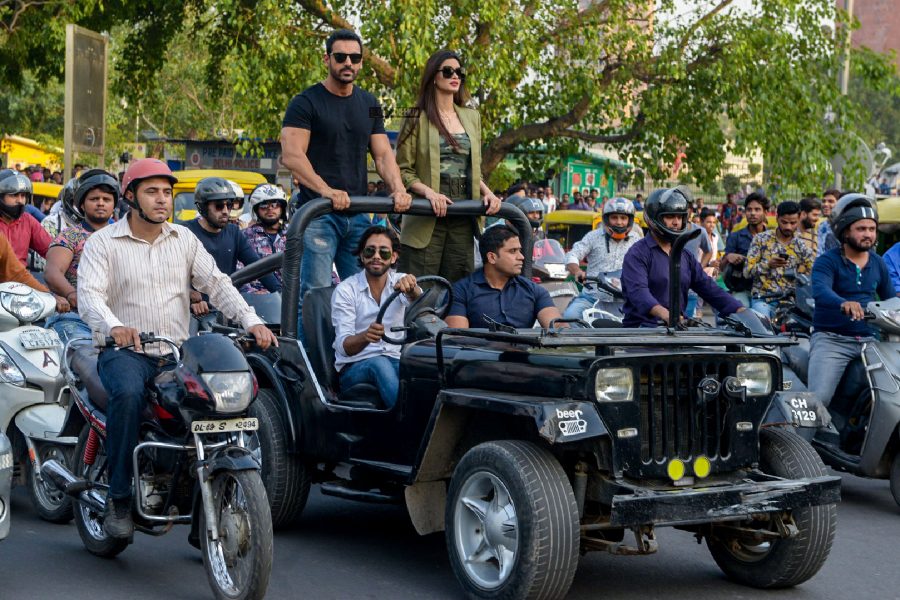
[638,361,732,464]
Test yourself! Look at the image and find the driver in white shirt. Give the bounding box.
[332,226,421,407]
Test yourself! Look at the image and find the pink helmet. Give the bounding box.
[121,158,177,195]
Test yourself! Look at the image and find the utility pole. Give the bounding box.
[834,0,854,190]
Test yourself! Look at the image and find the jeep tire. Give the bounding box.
[248,388,310,529]
[707,428,837,588]
[445,440,579,600]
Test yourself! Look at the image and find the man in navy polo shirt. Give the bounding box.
[721,192,769,306]
[809,194,895,408]
[622,188,743,327]
[446,225,562,329]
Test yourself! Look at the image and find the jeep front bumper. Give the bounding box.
[609,474,841,528]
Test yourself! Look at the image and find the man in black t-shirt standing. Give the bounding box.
[280,29,411,336]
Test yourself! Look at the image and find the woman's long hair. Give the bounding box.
[398,50,471,149]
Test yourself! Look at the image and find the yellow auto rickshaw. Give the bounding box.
[543,209,646,250]
[31,181,63,213]
[877,196,900,252]
[731,214,777,233]
[170,169,268,224]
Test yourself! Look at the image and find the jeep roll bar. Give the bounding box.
[668,227,702,329]
[231,197,534,339]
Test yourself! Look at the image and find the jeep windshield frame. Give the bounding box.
[231,197,534,339]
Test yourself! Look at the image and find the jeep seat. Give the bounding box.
[301,286,384,409]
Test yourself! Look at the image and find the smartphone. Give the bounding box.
[778,252,789,260]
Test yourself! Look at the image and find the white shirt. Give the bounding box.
[565,227,641,301]
[332,270,410,371]
[78,218,263,355]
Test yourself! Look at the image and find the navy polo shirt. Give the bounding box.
[724,225,765,256]
[812,248,895,337]
[622,235,743,327]
[449,269,554,328]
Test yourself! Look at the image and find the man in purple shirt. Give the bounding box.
[622,188,744,327]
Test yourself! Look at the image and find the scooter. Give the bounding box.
[786,296,900,507]
[0,281,75,523]
[532,238,579,313]
[582,270,625,326]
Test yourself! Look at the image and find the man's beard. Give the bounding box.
[258,214,281,229]
[0,203,24,220]
[330,65,357,82]
[846,236,874,252]
[364,262,390,277]
[802,218,816,230]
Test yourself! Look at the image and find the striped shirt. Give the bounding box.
[78,218,264,355]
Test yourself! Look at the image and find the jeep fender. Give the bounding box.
[404,390,607,535]
[247,353,301,453]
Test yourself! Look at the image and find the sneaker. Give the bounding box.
[103,498,134,539]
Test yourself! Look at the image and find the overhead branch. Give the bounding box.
[295,0,397,87]
[1,0,62,33]
[676,0,734,55]
[559,113,645,144]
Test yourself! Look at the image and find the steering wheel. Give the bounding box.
[375,275,453,345]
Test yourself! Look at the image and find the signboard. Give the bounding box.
[64,25,108,179]
[563,157,614,198]
[182,142,281,175]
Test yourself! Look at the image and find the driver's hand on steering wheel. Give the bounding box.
[394,274,422,300]
[364,322,385,343]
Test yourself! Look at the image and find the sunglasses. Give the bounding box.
[331,52,363,64]
[439,66,466,81]
[210,200,239,211]
[257,201,281,210]
[362,246,393,260]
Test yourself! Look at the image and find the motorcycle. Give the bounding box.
[757,270,814,335]
[532,238,579,313]
[781,296,900,507]
[43,332,273,600]
[0,281,75,523]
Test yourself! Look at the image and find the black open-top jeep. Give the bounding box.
[231,198,840,599]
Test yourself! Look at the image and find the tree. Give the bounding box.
[0,0,894,189]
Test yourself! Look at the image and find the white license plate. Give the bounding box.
[19,330,58,350]
[546,263,568,279]
[191,417,258,434]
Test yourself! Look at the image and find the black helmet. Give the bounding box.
[644,187,689,243]
[73,169,119,219]
[831,193,877,242]
[194,176,240,218]
[506,196,544,228]
[58,177,80,224]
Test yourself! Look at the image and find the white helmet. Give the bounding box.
[249,183,287,214]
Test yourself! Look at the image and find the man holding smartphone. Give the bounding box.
[744,201,814,318]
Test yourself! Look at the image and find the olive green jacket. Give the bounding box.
[395,105,482,249]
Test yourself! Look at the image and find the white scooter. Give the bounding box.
[0,282,75,522]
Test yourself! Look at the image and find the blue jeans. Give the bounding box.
[46,312,91,345]
[808,331,870,408]
[339,356,400,408]
[98,349,170,500]
[750,298,776,319]
[298,213,372,338]
[686,291,699,319]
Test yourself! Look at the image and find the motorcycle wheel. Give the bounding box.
[72,425,128,558]
[200,469,273,600]
[889,452,900,508]
[707,428,836,588]
[26,441,74,523]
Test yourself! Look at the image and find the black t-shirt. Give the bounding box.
[282,83,386,204]
[183,220,281,293]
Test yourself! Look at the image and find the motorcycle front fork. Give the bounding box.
[193,432,248,542]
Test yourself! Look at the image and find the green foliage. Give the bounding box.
[748,163,762,179]
[722,174,742,195]
[486,162,518,193]
[0,0,895,192]
[703,180,720,197]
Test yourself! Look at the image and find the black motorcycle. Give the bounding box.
[758,270,814,334]
[43,332,273,600]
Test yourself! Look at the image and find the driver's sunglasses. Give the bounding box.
[210,200,239,211]
[362,246,393,260]
[439,66,466,81]
[331,52,363,64]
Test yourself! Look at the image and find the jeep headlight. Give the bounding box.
[595,368,633,402]
[201,372,252,414]
[0,347,25,387]
[1,291,43,322]
[736,362,772,397]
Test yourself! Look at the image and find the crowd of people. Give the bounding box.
[1,27,897,541]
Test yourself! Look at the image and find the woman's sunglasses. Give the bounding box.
[439,66,466,81]
[331,52,363,64]
[362,246,393,260]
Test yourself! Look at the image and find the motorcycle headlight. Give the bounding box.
[0,347,25,387]
[201,372,252,414]
[0,291,43,322]
[736,362,772,397]
[595,368,633,402]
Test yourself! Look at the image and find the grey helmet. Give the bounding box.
[602,197,635,239]
[831,193,877,242]
[0,169,33,220]
[58,177,81,224]
[194,176,241,218]
[506,196,544,228]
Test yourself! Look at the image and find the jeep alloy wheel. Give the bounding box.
[446,440,579,599]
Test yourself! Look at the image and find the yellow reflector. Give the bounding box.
[693,456,711,479]
[667,459,686,481]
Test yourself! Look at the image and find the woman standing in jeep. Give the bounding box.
[395,50,501,282]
